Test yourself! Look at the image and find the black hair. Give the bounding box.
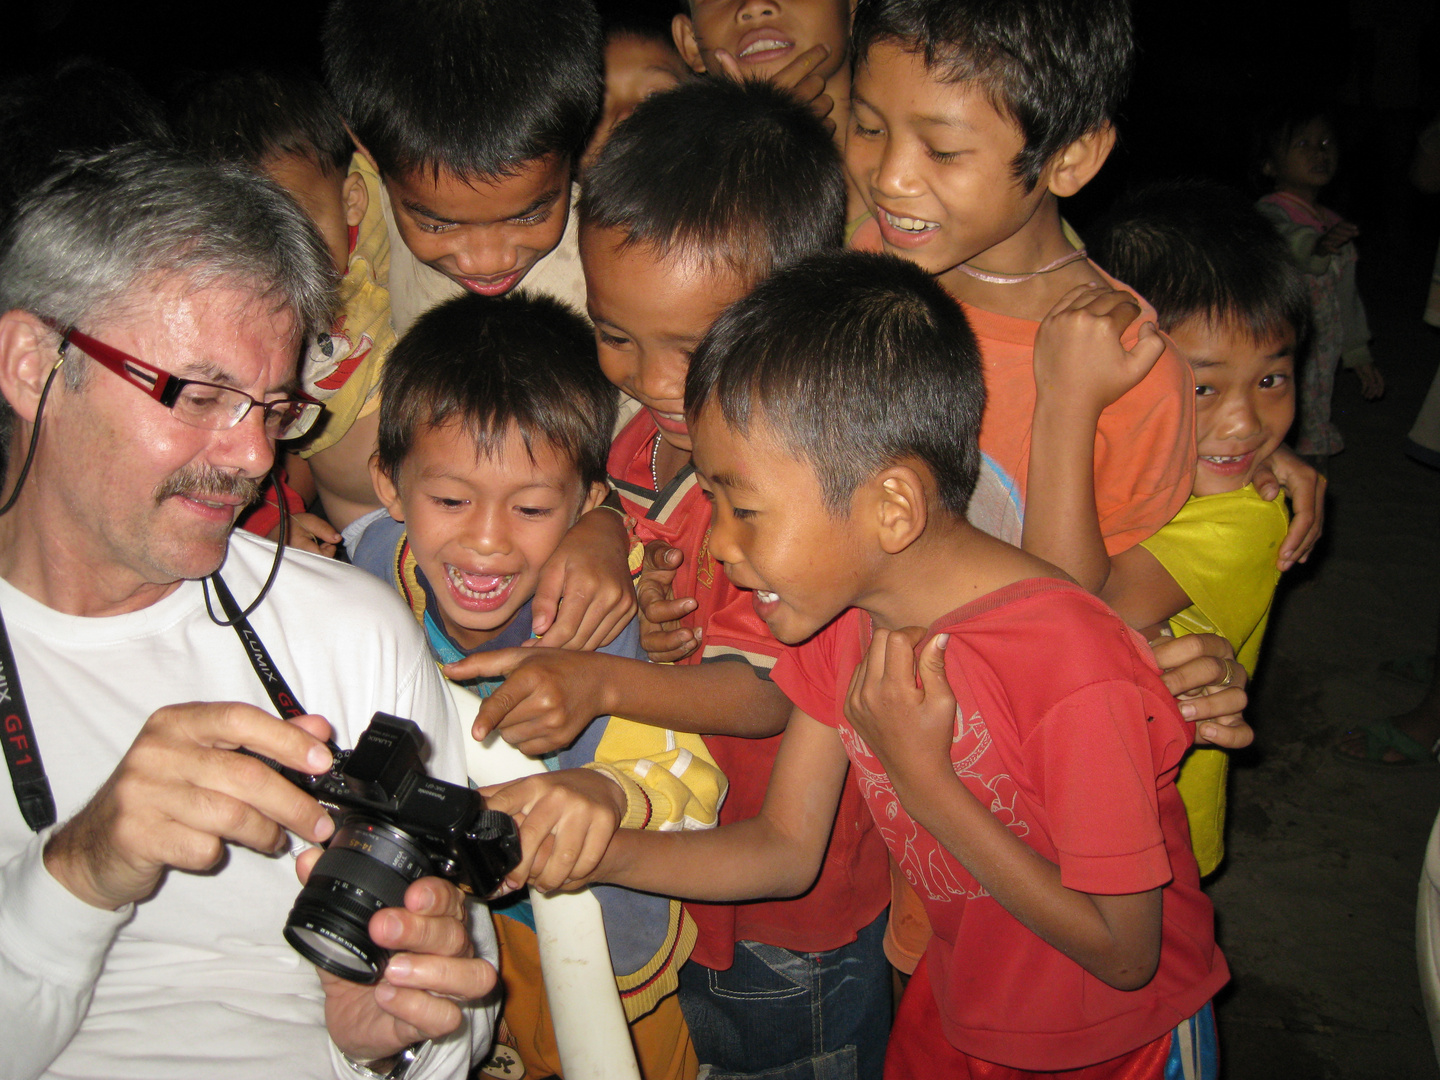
[602,5,681,46]
[851,0,1133,191]
[174,70,352,175]
[322,0,602,181]
[1090,180,1310,352]
[686,250,984,517]
[579,78,845,283]
[376,291,616,493]
[0,59,170,231]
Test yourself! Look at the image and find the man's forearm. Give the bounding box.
[0,837,130,1080]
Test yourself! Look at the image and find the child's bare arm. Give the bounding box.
[845,628,1163,990]
[445,647,791,755]
[1098,544,1191,634]
[529,505,639,650]
[579,710,851,899]
[1025,285,1165,594]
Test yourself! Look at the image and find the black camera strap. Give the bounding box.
[208,573,307,720]
[1,572,303,833]
[0,607,57,832]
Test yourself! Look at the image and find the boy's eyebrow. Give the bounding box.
[708,470,755,493]
[851,89,975,133]
[402,188,563,226]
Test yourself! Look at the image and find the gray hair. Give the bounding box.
[1,141,336,371]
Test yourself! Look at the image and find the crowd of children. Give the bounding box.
[3,0,1351,1076]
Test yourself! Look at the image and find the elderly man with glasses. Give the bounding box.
[0,147,499,1080]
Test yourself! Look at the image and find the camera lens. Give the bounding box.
[283,819,436,983]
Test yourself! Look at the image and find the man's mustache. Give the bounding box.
[154,465,263,507]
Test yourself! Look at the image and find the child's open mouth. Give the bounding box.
[876,207,941,248]
[752,589,781,620]
[445,565,517,611]
[735,28,795,65]
[1198,452,1255,476]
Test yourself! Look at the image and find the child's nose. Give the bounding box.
[451,231,517,279]
[1216,396,1261,440]
[463,507,512,555]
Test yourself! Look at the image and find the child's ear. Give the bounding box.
[343,170,368,229]
[579,480,609,517]
[368,453,405,523]
[1044,123,1117,199]
[0,311,65,428]
[871,464,927,556]
[672,14,708,75]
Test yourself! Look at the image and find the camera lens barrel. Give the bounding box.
[284,819,436,983]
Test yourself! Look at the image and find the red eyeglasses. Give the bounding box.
[38,316,323,441]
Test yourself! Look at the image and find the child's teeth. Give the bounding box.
[756,590,778,603]
[883,209,937,233]
[448,566,513,599]
[740,38,789,56]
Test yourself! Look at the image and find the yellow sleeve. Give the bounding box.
[297,154,396,457]
[585,719,726,832]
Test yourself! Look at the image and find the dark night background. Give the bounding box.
[10,1,1440,1076]
[10,0,1439,274]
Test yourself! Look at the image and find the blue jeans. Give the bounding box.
[677,911,891,1080]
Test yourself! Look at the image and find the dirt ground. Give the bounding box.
[1208,241,1440,1078]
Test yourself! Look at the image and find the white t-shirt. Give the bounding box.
[0,532,499,1080]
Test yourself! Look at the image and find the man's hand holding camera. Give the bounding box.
[40,701,498,1064]
[42,702,337,911]
[296,855,495,1065]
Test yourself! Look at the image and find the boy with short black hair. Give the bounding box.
[349,290,722,1080]
[317,0,634,650]
[846,0,1323,589]
[491,249,1229,1078]
[306,0,598,524]
[176,70,366,278]
[323,0,598,333]
[452,78,898,1078]
[1092,181,1306,874]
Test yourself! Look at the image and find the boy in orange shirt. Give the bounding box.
[845,0,1323,591]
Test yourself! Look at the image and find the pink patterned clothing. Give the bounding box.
[1257,191,1374,455]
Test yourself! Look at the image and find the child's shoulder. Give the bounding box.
[940,577,1170,702]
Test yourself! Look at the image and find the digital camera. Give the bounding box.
[256,712,521,983]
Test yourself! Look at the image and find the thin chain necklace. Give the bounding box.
[951,247,1089,285]
[650,431,663,492]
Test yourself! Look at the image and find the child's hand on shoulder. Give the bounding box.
[637,540,701,662]
[1033,283,1165,418]
[1251,445,1325,569]
[268,511,342,558]
[844,627,956,792]
[531,507,638,651]
[446,648,613,756]
[1148,632,1254,750]
[479,769,627,894]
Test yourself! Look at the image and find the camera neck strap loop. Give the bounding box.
[1,571,302,833]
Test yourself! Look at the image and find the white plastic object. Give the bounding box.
[448,681,641,1080]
